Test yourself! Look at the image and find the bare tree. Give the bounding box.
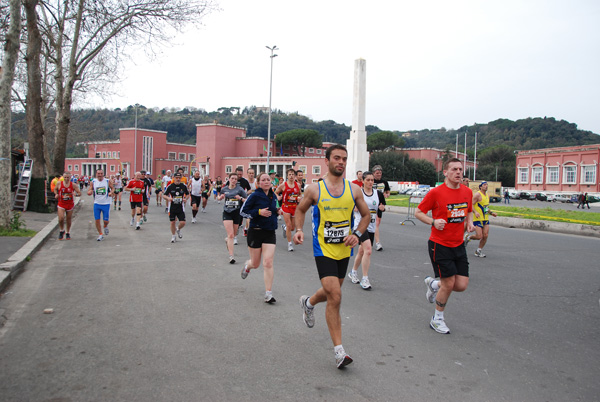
[0,0,21,227]
[38,0,217,176]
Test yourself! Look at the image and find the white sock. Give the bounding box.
[352,269,358,275]
[434,310,444,320]
[305,298,314,309]
[476,248,482,253]
[362,276,368,280]
[334,345,344,354]
[265,290,272,297]
[431,280,440,290]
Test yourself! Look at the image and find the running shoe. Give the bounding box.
[171,236,176,243]
[104,227,109,235]
[118,207,121,211]
[202,208,206,213]
[424,276,438,303]
[430,316,450,334]
[143,215,147,222]
[130,218,134,226]
[58,231,65,240]
[288,243,294,252]
[97,235,104,241]
[360,277,372,290]
[233,236,238,245]
[299,295,315,328]
[65,233,71,240]
[135,224,141,230]
[229,256,236,264]
[192,217,196,224]
[347,270,360,284]
[474,249,486,258]
[375,242,383,251]
[176,228,182,239]
[464,232,471,246]
[241,263,250,279]
[243,228,248,237]
[335,350,353,369]
[265,293,276,304]
[282,224,287,238]
[165,207,168,214]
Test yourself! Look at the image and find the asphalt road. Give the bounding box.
[0,197,599,401]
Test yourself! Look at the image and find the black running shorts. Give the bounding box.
[247,228,276,248]
[359,231,375,245]
[130,201,142,210]
[427,239,469,279]
[223,210,242,225]
[190,195,202,207]
[315,256,350,280]
[169,209,185,222]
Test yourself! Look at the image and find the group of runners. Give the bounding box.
[54,144,498,370]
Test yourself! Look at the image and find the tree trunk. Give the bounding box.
[24,0,50,212]
[0,0,22,227]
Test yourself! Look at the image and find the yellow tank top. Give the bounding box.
[312,179,356,259]
[473,190,490,222]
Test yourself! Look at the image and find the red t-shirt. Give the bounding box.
[57,181,75,209]
[281,181,301,210]
[351,180,363,187]
[418,183,472,248]
[126,179,145,202]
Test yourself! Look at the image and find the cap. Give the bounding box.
[479,181,487,188]
[372,165,383,172]
[269,170,276,174]
[174,173,182,178]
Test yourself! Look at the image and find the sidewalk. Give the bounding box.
[0,198,81,293]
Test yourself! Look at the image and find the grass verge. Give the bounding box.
[0,228,38,237]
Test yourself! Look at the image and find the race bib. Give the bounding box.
[323,220,350,244]
[482,206,490,215]
[62,193,72,201]
[369,209,377,223]
[173,195,183,204]
[133,188,142,194]
[96,187,106,195]
[287,194,299,204]
[446,202,468,223]
[225,198,239,208]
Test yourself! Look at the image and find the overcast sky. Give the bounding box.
[88,0,600,135]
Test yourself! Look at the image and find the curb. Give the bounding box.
[387,205,600,238]
[0,198,82,294]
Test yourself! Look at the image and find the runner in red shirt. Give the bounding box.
[351,170,363,187]
[125,171,145,230]
[275,168,302,251]
[55,171,81,240]
[415,158,474,335]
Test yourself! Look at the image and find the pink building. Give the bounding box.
[515,144,600,193]
[393,147,477,174]
[64,124,333,183]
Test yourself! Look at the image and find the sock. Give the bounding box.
[119,201,121,206]
[288,241,293,246]
[305,298,314,309]
[352,269,357,275]
[476,248,482,253]
[362,276,368,280]
[431,280,440,291]
[265,290,272,297]
[434,310,444,320]
[334,345,344,354]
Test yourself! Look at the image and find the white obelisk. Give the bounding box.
[346,58,369,181]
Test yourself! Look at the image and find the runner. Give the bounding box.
[112,173,123,210]
[296,169,306,193]
[188,170,203,223]
[233,166,252,244]
[201,175,212,212]
[351,170,364,187]
[55,171,81,240]
[88,169,113,241]
[162,170,172,213]
[293,144,370,369]
[372,165,390,251]
[348,171,385,290]
[240,172,279,303]
[218,173,247,264]
[464,181,497,258]
[275,168,302,251]
[163,172,189,243]
[243,168,257,237]
[415,158,474,334]
[140,170,153,224]
[125,172,145,230]
[154,175,163,206]
[215,176,223,203]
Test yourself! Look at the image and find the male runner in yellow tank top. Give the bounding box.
[464,181,497,257]
[293,144,370,369]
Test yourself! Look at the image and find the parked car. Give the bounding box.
[489,195,502,203]
[554,194,573,203]
[534,192,548,201]
[405,188,416,195]
[518,192,536,200]
[508,190,521,199]
[546,193,557,202]
[412,189,430,197]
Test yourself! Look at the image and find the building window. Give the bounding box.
[316,149,322,155]
[112,151,117,158]
[142,136,153,174]
[67,165,72,171]
[308,148,314,154]
[225,165,232,174]
[532,166,543,184]
[102,152,106,158]
[237,165,244,171]
[174,165,179,171]
[581,165,596,184]
[547,166,559,184]
[179,153,186,161]
[117,152,120,159]
[168,152,176,160]
[312,165,321,175]
[74,165,79,171]
[189,154,195,162]
[518,167,528,184]
[299,165,307,174]
[110,165,115,172]
[563,165,576,184]
[182,165,188,173]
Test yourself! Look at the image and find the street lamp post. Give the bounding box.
[266,45,278,174]
[134,103,139,172]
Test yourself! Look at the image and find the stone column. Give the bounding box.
[346,58,369,181]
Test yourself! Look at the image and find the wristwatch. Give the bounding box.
[353,230,362,239]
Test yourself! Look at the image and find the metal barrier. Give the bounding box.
[401,196,423,225]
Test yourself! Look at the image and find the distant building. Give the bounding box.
[515,144,600,193]
[391,147,477,174]
[64,123,334,182]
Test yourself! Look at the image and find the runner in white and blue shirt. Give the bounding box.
[88,170,114,241]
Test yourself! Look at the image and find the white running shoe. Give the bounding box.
[130,218,134,226]
[299,295,315,328]
[335,350,353,369]
[288,242,294,252]
[360,277,372,290]
[104,227,109,235]
[474,249,486,258]
[375,242,383,251]
[177,228,182,239]
[171,236,176,243]
[229,255,236,264]
[424,276,438,303]
[430,316,450,334]
[282,224,287,238]
[347,270,360,284]
[191,217,196,223]
[97,235,104,241]
[464,232,471,246]
[233,236,238,245]
[241,263,250,279]
[264,293,276,304]
[202,208,206,213]
[135,223,140,230]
